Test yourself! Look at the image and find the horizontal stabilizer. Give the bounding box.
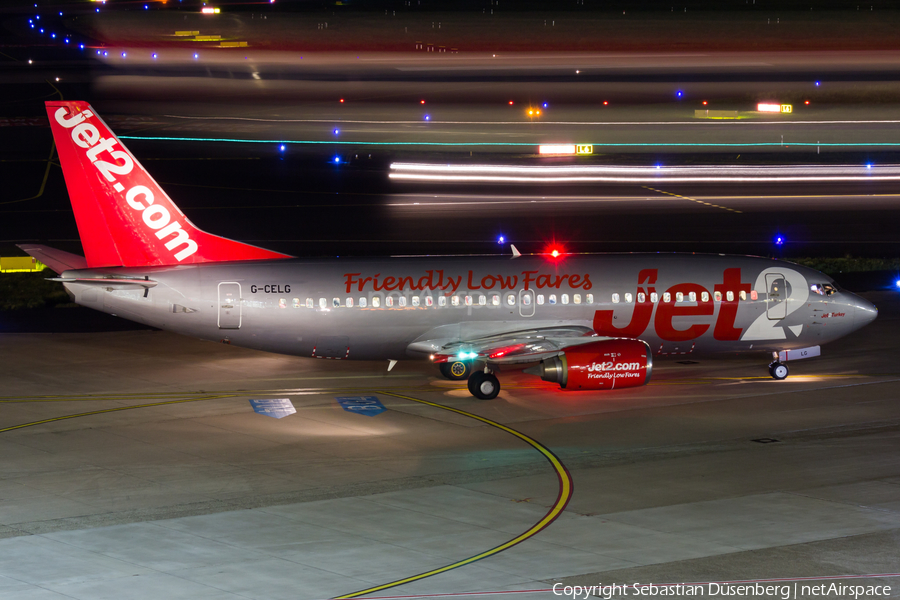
[48,277,158,290]
[17,244,88,274]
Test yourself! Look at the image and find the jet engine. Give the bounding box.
[525,339,653,390]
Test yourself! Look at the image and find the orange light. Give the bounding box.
[536,110,541,115]
[528,109,533,115]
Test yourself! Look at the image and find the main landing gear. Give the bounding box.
[439,360,472,381]
[468,370,501,400]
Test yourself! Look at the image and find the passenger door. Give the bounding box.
[765,273,787,320]
[218,282,242,329]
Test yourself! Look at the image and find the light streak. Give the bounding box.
[389,162,900,183]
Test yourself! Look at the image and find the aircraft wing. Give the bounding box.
[411,325,611,367]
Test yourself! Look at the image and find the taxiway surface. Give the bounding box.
[1,292,898,599]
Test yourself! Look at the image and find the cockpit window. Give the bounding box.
[811,283,838,296]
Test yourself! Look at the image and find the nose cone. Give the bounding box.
[850,294,878,329]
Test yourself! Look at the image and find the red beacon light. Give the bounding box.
[339,98,345,103]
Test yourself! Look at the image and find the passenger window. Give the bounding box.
[739,290,747,301]
[491,294,500,306]
[360,297,367,308]
[624,293,633,303]
[412,296,420,307]
[650,292,658,303]
[726,291,734,302]
[574,294,581,304]
[333,298,340,308]
[439,296,447,307]
[399,296,407,307]
[537,294,545,305]
[750,290,758,300]
[663,292,671,303]
[372,297,381,307]
[676,292,684,302]
[425,296,433,307]
[452,295,460,306]
[465,295,473,306]
[611,293,619,304]
[561,294,569,305]
[292,298,300,308]
[637,292,646,303]
[386,296,394,307]
[522,294,531,305]
[279,298,287,309]
[586,293,593,304]
[306,298,314,308]
[478,295,486,306]
[701,291,709,302]
[714,291,722,302]
[347,297,354,307]
[688,291,696,302]
[549,294,557,304]
[319,298,327,309]
[507,294,516,306]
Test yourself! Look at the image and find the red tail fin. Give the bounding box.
[46,101,291,268]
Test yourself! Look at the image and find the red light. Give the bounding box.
[420,100,425,104]
[603,101,608,106]
[805,100,810,105]
[509,100,514,105]
[339,98,344,103]
[551,250,560,258]
[702,100,707,105]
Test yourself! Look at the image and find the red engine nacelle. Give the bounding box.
[527,339,653,390]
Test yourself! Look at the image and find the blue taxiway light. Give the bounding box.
[815,81,821,86]
[152,53,158,59]
[498,235,505,243]
[676,90,684,98]
[867,164,873,169]
[193,53,199,59]
[895,279,900,289]
[279,144,285,152]
[774,235,785,246]
[424,115,430,121]
[333,156,341,164]
[333,129,340,135]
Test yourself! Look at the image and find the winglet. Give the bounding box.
[510,244,521,259]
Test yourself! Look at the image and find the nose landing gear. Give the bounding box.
[769,351,789,380]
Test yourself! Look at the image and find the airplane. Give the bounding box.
[22,100,878,400]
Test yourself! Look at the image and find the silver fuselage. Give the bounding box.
[60,253,877,361]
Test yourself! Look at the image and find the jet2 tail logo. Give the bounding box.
[53,106,198,262]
